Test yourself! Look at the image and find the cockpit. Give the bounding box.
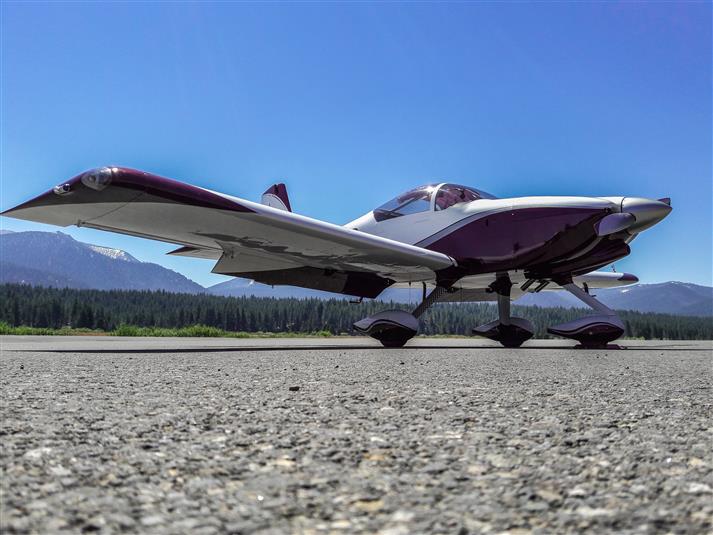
[373,183,496,222]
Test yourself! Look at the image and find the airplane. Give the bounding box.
[2,166,672,348]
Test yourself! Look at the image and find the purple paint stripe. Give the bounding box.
[2,167,255,215]
[111,167,254,213]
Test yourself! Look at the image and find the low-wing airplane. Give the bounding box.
[2,167,672,348]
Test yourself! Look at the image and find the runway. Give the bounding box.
[2,337,711,533]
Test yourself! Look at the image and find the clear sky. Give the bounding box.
[1,2,711,287]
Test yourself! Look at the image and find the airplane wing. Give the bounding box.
[2,167,455,298]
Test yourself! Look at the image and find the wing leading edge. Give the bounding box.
[2,167,455,297]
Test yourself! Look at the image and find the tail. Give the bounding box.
[261,183,292,212]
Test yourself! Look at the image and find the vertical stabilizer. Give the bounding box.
[261,183,292,212]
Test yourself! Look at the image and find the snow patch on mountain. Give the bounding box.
[88,245,139,262]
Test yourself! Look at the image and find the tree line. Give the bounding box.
[0,283,710,339]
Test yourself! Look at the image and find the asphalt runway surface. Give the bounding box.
[1,337,711,534]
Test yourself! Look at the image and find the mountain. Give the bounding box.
[1,260,81,288]
[207,278,417,302]
[0,231,204,293]
[515,282,713,317]
[1,230,710,316]
[208,278,344,300]
[208,278,712,316]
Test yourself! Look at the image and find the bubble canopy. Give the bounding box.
[373,183,496,222]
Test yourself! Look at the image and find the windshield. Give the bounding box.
[373,183,497,221]
[373,185,436,222]
[434,183,497,210]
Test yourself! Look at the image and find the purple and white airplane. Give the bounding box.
[3,167,672,348]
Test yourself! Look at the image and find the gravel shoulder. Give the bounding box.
[1,338,712,533]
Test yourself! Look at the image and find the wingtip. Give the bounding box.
[2,202,34,218]
[0,187,59,220]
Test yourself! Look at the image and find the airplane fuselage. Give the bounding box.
[347,192,670,286]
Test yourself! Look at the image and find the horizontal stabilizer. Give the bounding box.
[167,246,221,260]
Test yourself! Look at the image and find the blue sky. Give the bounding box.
[1,2,710,287]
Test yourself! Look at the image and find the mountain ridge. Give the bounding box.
[1,230,710,316]
[0,231,204,294]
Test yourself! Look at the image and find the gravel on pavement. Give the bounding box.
[1,337,711,534]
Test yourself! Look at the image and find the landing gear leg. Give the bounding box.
[353,285,448,348]
[547,282,625,348]
[473,276,534,348]
[412,285,448,319]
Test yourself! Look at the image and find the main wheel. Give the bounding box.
[499,338,527,348]
[353,310,418,348]
[473,318,534,348]
[378,334,411,348]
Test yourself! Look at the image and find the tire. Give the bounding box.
[499,338,526,348]
[379,336,410,348]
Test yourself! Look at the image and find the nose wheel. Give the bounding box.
[473,318,535,348]
[547,282,625,348]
